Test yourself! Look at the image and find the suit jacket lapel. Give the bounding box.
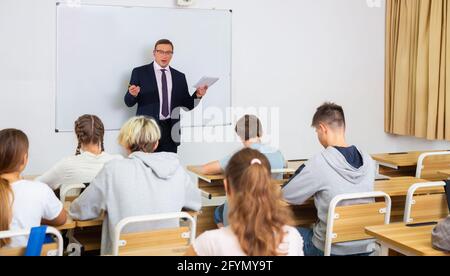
[148,62,160,103]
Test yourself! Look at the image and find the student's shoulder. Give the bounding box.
[102,152,124,162]
[15,180,54,194]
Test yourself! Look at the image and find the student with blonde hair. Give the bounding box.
[186,148,303,256]
[69,116,201,255]
[0,129,67,248]
[37,115,122,193]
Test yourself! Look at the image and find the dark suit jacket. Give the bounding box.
[124,62,200,146]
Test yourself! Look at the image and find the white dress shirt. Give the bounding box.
[154,62,173,120]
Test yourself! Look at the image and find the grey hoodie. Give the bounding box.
[282,146,375,255]
[432,216,450,252]
[69,152,202,255]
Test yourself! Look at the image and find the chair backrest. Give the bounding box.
[404,182,448,224]
[59,183,86,203]
[0,227,63,256]
[324,192,391,256]
[112,212,196,256]
[416,152,450,180]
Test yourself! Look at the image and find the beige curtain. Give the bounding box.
[385,0,450,140]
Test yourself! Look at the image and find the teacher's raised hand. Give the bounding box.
[128,85,141,97]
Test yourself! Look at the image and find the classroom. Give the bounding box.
[1,0,450,260]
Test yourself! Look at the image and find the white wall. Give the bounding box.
[1,0,450,175]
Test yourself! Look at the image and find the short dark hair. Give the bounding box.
[311,102,346,129]
[154,39,174,51]
[235,115,263,141]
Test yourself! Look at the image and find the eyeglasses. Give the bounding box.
[155,50,174,56]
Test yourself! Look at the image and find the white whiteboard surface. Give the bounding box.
[56,3,232,132]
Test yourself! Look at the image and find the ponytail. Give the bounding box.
[0,177,13,247]
[225,148,293,256]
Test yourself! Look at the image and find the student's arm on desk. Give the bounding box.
[199,161,223,176]
[281,164,319,205]
[69,171,106,221]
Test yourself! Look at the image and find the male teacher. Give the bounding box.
[124,39,208,153]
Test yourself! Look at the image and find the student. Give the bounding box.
[69,116,202,255]
[200,115,285,227]
[282,102,375,256]
[37,115,122,192]
[0,129,67,248]
[432,216,450,252]
[186,148,303,256]
[201,114,285,175]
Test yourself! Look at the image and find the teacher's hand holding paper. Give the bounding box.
[194,76,219,98]
[196,85,208,98]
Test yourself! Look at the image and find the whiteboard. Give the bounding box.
[56,3,232,132]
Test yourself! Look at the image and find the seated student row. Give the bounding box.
[4,102,445,256]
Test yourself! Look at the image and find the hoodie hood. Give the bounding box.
[321,146,372,184]
[129,151,181,180]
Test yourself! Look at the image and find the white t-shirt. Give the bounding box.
[193,226,304,256]
[8,180,63,248]
[36,151,123,190]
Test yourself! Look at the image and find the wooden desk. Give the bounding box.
[371,151,443,169]
[287,159,307,171]
[187,166,290,200]
[374,177,443,197]
[365,222,450,256]
[56,217,77,231]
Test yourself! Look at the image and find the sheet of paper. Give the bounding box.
[193,76,219,89]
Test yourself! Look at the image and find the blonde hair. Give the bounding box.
[118,116,161,153]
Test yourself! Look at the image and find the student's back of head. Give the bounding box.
[118,116,161,154]
[311,102,347,148]
[74,114,105,155]
[235,114,263,142]
[0,129,29,247]
[225,148,293,255]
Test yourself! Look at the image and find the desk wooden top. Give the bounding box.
[374,177,443,197]
[187,166,225,183]
[365,223,450,256]
[372,150,448,168]
[287,160,306,171]
[63,202,104,229]
[187,165,295,184]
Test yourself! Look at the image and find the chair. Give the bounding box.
[416,152,450,180]
[112,212,196,256]
[0,227,64,256]
[403,182,448,224]
[324,191,391,256]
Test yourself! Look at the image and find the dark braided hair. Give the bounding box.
[74,115,105,155]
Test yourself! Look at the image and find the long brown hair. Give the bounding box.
[74,115,105,155]
[225,148,293,256]
[0,129,29,247]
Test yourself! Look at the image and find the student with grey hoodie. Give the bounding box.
[69,116,202,255]
[282,102,376,256]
